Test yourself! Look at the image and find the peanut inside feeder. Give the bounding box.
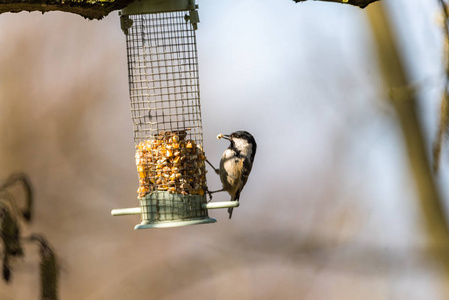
[135,130,207,198]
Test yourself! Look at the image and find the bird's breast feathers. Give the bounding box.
[220,149,243,196]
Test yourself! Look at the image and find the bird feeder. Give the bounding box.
[111,0,238,229]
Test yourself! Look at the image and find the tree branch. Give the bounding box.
[0,0,133,20]
[367,2,449,296]
[293,0,379,9]
[0,0,381,20]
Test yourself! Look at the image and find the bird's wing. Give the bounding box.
[234,157,253,201]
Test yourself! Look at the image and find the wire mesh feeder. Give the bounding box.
[111,0,238,229]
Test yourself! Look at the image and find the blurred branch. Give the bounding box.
[293,0,379,9]
[0,172,33,222]
[367,1,449,295]
[0,207,23,257]
[0,174,59,299]
[28,234,59,300]
[433,0,449,172]
[2,252,11,283]
[0,0,132,20]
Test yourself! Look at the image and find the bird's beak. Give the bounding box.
[217,133,231,141]
[221,134,231,141]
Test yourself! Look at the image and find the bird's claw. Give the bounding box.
[207,190,213,202]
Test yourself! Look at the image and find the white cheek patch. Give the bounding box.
[233,138,252,158]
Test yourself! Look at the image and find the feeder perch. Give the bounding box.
[111,0,237,229]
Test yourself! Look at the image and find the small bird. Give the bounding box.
[207,131,257,219]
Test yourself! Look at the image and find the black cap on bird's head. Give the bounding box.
[230,130,256,145]
[219,131,255,143]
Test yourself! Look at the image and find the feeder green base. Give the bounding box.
[134,217,216,229]
[111,191,240,229]
[135,191,214,229]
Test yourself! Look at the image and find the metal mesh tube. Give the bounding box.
[126,11,203,144]
[124,11,209,224]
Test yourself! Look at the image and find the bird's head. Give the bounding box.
[218,131,257,161]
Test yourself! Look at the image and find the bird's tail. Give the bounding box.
[228,196,239,219]
[228,207,234,219]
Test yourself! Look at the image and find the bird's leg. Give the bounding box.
[207,190,213,202]
[206,188,225,202]
[204,160,222,201]
[206,159,219,175]
[208,188,225,194]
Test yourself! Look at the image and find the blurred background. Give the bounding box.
[1,0,448,299]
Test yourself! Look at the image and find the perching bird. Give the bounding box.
[207,131,257,219]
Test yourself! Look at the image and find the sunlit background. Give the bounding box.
[1,0,448,299]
